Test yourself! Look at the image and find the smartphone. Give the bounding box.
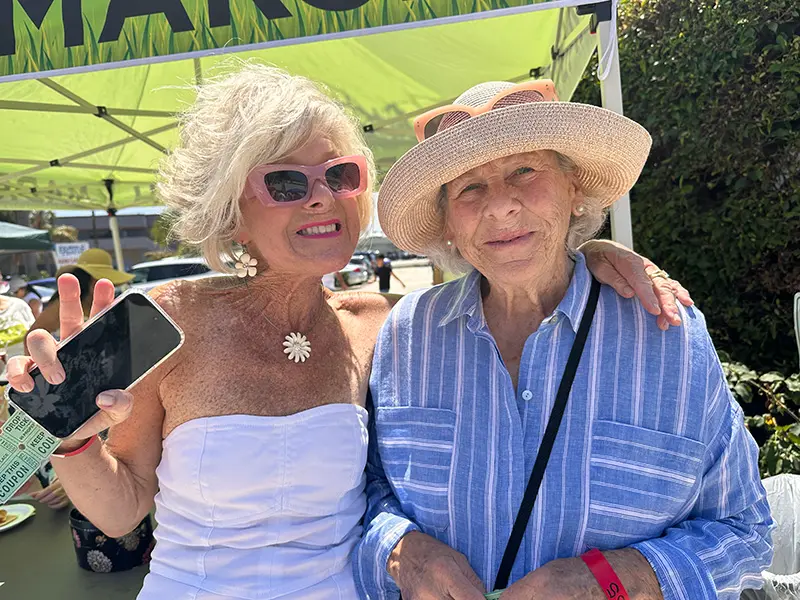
[7,290,184,439]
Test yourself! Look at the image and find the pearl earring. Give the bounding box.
[575,205,586,215]
[446,240,453,246]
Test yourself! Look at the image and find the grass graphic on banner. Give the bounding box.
[3,0,542,78]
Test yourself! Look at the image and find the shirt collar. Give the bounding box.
[438,269,484,329]
[437,253,595,333]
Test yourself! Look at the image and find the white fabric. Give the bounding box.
[0,296,34,330]
[0,296,35,363]
[138,404,369,600]
[742,475,800,600]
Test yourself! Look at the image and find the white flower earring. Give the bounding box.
[235,251,258,278]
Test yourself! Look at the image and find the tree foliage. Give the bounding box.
[574,0,800,370]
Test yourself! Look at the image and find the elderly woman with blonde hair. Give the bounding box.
[8,65,686,600]
[356,80,773,600]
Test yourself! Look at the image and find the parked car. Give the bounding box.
[348,256,375,282]
[353,250,378,267]
[27,277,57,304]
[338,262,369,287]
[129,257,217,293]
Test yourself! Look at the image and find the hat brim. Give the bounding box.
[379,102,652,254]
[56,264,134,286]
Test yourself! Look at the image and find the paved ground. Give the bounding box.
[354,260,438,295]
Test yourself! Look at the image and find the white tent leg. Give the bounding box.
[109,212,125,272]
[597,17,635,250]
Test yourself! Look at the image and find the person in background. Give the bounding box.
[0,292,34,348]
[0,292,69,510]
[8,276,43,318]
[375,254,405,294]
[28,248,133,337]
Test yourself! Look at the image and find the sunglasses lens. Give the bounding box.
[325,162,362,194]
[264,170,308,203]
[493,90,545,108]
[424,110,471,139]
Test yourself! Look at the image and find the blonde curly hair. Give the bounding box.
[157,61,375,273]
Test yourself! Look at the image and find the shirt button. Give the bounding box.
[522,390,533,401]
[550,316,559,324]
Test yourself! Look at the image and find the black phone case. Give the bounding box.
[7,290,184,439]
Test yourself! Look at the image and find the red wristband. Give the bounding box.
[581,548,629,600]
[52,435,98,458]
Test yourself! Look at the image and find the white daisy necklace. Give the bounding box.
[261,291,325,364]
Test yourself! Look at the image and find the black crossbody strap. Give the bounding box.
[493,277,601,590]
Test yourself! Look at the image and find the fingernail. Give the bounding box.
[52,368,66,385]
[651,303,662,314]
[622,286,634,297]
[97,392,115,408]
[21,382,34,393]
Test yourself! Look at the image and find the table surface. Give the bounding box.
[0,501,148,598]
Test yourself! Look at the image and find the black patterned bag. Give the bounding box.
[69,509,155,573]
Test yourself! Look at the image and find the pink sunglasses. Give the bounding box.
[245,155,368,206]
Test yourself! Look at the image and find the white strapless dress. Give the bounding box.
[138,404,369,599]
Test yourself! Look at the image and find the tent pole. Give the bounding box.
[103,180,125,272]
[597,12,635,249]
[108,209,125,272]
[92,210,98,247]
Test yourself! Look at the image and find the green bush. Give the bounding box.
[574,0,800,371]
[722,357,800,476]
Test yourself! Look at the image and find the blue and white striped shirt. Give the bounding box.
[354,253,773,600]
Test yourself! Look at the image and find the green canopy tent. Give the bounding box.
[0,221,52,251]
[0,0,631,270]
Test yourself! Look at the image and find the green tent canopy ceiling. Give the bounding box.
[0,0,602,211]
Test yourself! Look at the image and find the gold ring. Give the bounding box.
[647,268,670,281]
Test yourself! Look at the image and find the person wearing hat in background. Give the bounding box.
[28,248,133,338]
[0,277,69,510]
[8,276,43,318]
[355,80,773,599]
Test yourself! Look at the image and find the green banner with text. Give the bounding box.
[1,0,552,80]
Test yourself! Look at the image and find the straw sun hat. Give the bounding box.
[378,80,653,254]
[56,248,134,286]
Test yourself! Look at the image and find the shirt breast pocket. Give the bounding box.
[585,420,706,550]
[375,406,456,535]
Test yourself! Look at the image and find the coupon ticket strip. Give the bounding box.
[0,406,61,504]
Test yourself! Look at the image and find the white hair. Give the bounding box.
[425,151,607,274]
[157,60,375,273]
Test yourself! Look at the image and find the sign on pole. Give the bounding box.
[53,242,90,270]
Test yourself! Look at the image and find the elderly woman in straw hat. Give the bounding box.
[354,80,773,600]
[10,65,686,599]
